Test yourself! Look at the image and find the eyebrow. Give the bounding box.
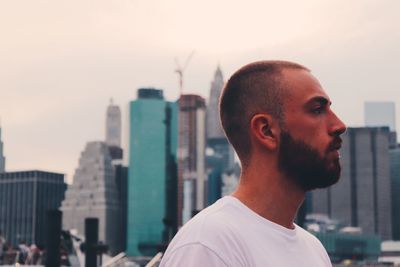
[305,96,331,107]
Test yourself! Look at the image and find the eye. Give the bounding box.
[312,106,324,114]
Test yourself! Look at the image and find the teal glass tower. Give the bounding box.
[127,88,178,256]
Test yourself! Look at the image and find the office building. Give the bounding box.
[106,99,123,160]
[206,66,235,171]
[0,170,66,246]
[312,127,393,240]
[179,94,206,223]
[105,99,128,250]
[0,126,5,172]
[61,141,122,255]
[390,147,400,240]
[365,101,396,131]
[127,88,178,256]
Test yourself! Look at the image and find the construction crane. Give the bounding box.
[175,50,195,95]
[175,50,195,228]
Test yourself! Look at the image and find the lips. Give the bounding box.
[327,138,342,152]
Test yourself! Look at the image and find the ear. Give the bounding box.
[250,113,279,151]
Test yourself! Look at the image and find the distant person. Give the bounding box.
[160,60,346,266]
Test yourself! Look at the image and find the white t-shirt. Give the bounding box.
[160,196,332,267]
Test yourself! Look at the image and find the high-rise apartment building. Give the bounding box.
[0,170,66,245]
[365,101,396,131]
[312,127,393,240]
[127,88,178,257]
[61,141,122,255]
[179,94,206,223]
[0,126,5,172]
[206,66,235,171]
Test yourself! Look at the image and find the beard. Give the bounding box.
[278,130,341,191]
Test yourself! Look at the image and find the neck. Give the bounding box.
[232,163,305,229]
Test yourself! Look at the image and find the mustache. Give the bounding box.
[327,138,342,152]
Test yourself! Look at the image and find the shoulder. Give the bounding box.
[296,226,332,265]
[161,197,248,266]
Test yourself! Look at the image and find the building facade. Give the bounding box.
[179,94,206,224]
[0,170,66,246]
[0,126,5,172]
[106,98,122,148]
[312,127,393,240]
[127,88,178,256]
[390,147,400,240]
[61,141,122,255]
[106,99,123,161]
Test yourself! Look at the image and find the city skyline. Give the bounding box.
[1,1,400,182]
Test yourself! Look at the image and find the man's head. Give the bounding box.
[219,60,346,191]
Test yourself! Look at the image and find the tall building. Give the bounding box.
[0,126,5,172]
[106,98,122,148]
[206,66,235,171]
[390,147,400,240]
[105,99,128,250]
[106,99,123,160]
[0,170,66,246]
[127,88,178,257]
[365,101,396,131]
[179,94,206,223]
[312,127,393,240]
[61,141,122,255]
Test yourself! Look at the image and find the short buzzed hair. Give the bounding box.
[219,60,308,166]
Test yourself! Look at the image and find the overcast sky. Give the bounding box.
[1,0,399,183]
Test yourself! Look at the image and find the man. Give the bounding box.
[160,60,346,266]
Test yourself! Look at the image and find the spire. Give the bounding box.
[215,64,223,80]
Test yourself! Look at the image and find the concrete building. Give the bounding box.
[0,126,5,172]
[61,141,122,255]
[365,101,396,131]
[127,88,178,256]
[312,127,393,240]
[0,170,66,246]
[179,94,206,223]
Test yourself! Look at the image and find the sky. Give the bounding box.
[1,0,399,183]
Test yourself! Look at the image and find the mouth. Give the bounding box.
[327,138,342,158]
[328,138,342,152]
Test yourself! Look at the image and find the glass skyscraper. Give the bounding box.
[127,88,178,256]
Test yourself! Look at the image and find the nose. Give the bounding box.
[329,111,346,137]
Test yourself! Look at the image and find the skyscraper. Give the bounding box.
[106,99,123,161]
[127,88,178,257]
[61,141,122,255]
[106,98,122,148]
[179,94,206,223]
[312,127,393,240]
[0,170,66,246]
[0,126,5,172]
[206,66,235,171]
[365,101,396,131]
[390,147,400,240]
